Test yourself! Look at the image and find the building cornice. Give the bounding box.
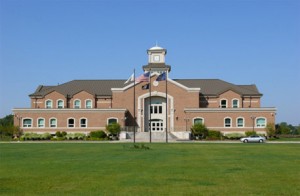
[184,107,277,113]
[12,108,127,113]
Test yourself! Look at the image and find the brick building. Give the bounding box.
[13,45,276,140]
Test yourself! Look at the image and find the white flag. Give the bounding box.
[124,73,134,84]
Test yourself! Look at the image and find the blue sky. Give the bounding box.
[0,0,299,125]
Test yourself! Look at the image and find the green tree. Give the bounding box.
[0,114,14,126]
[0,115,19,140]
[106,123,121,136]
[276,122,291,134]
[266,123,276,137]
[191,123,208,139]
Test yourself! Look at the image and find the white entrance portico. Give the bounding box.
[137,91,174,132]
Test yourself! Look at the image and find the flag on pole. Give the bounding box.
[136,72,150,82]
[142,83,150,90]
[124,73,134,84]
[156,72,166,81]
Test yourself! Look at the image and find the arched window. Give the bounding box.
[224,118,231,127]
[232,99,239,108]
[80,118,87,128]
[37,118,45,128]
[23,118,32,127]
[220,99,227,108]
[45,100,53,109]
[49,118,57,128]
[74,100,81,109]
[57,100,64,109]
[107,118,118,125]
[256,118,266,127]
[85,100,92,109]
[68,118,75,128]
[193,117,204,125]
[237,117,244,127]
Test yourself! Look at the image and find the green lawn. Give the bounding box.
[0,143,299,195]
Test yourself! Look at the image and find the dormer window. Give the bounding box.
[74,100,81,109]
[220,99,227,108]
[57,100,64,109]
[232,99,239,108]
[45,100,53,109]
[85,100,92,109]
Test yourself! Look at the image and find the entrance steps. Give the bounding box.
[124,131,179,142]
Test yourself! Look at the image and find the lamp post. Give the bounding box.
[251,116,256,132]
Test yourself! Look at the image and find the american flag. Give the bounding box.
[136,72,150,82]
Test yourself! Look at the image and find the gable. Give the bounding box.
[219,89,242,98]
[112,73,200,93]
[72,90,94,98]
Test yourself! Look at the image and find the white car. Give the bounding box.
[240,135,266,143]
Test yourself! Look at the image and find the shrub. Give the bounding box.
[74,133,85,140]
[224,133,245,140]
[55,131,63,138]
[21,132,43,140]
[191,123,208,139]
[66,133,74,140]
[245,131,257,136]
[106,123,121,136]
[65,133,85,140]
[207,130,222,140]
[41,133,52,140]
[90,130,107,139]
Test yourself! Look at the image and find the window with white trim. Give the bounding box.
[23,119,32,127]
[50,118,57,128]
[150,105,163,114]
[256,118,266,127]
[68,118,75,128]
[224,118,231,127]
[85,100,92,109]
[221,99,227,108]
[237,118,244,127]
[193,118,204,125]
[37,118,45,128]
[232,99,239,108]
[57,100,64,109]
[46,100,53,109]
[74,100,81,109]
[80,118,87,128]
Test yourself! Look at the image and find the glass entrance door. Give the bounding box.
[149,119,164,132]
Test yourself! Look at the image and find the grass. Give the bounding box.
[0,143,299,195]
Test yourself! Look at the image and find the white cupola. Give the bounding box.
[147,45,167,64]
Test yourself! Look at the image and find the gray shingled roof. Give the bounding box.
[30,80,127,97]
[174,79,261,96]
[30,79,261,98]
[142,63,171,71]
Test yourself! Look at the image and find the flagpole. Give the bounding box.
[149,69,152,143]
[133,69,136,143]
[165,71,168,143]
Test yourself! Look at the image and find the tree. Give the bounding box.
[0,114,20,140]
[266,123,275,137]
[191,123,208,139]
[276,122,291,134]
[0,114,14,126]
[106,123,121,136]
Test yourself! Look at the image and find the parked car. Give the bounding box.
[240,135,266,143]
